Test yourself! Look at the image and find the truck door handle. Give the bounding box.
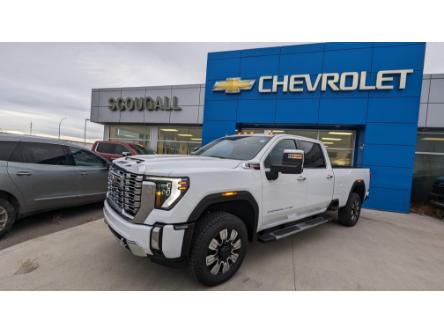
[326,174,333,179]
[16,171,32,176]
[297,176,306,181]
[80,171,88,176]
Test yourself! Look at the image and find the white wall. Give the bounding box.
[419,74,444,128]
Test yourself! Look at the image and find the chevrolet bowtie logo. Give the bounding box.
[213,77,255,94]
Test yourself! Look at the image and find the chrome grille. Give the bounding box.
[107,165,143,218]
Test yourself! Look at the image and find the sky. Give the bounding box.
[0,42,443,142]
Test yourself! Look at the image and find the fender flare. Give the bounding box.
[349,179,367,201]
[187,191,259,238]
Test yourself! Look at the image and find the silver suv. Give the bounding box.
[0,134,109,237]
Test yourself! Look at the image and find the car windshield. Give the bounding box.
[130,144,151,154]
[192,136,271,160]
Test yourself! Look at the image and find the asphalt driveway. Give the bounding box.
[0,209,443,290]
[0,202,103,251]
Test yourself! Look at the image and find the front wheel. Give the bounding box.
[338,192,362,227]
[0,198,16,238]
[190,211,248,286]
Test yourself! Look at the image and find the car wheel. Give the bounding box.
[190,211,248,286]
[0,198,16,238]
[338,192,362,227]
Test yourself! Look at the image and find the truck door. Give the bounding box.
[296,140,334,214]
[261,139,308,229]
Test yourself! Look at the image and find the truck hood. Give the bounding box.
[112,154,243,176]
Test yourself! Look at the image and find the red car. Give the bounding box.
[91,140,154,161]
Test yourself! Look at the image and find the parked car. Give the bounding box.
[91,140,154,161]
[430,176,444,208]
[0,134,110,237]
[104,134,370,286]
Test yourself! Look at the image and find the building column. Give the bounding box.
[149,126,158,152]
[103,124,110,140]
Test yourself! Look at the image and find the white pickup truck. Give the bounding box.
[104,134,370,286]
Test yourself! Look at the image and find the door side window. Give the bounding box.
[0,141,18,161]
[96,142,115,154]
[10,142,73,165]
[296,140,326,168]
[264,139,297,169]
[69,147,107,167]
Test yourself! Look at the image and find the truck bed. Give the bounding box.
[332,168,370,207]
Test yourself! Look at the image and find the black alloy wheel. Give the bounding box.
[190,211,248,286]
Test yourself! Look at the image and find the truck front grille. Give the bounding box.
[107,165,143,218]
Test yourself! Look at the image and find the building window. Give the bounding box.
[157,126,202,155]
[412,131,444,206]
[239,128,356,167]
[109,125,150,147]
[318,129,355,167]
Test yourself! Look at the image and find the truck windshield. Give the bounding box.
[193,136,271,160]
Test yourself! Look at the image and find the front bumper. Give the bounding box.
[104,201,194,262]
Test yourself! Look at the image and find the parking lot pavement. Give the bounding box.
[0,203,103,251]
[0,209,443,290]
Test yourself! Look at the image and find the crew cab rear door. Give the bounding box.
[295,139,334,214]
[260,138,308,229]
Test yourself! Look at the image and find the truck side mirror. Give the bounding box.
[267,149,304,180]
[281,149,304,174]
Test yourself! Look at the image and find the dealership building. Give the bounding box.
[90,42,444,213]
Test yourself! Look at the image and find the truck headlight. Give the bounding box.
[145,176,189,210]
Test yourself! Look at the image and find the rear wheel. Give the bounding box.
[338,192,362,227]
[190,211,248,286]
[0,198,16,238]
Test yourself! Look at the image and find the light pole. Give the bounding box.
[84,118,90,144]
[58,117,67,140]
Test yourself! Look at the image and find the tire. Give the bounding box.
[338,192,362,227]
[435,208,444,220]
[190,211,248,286]
[0,198,16,238]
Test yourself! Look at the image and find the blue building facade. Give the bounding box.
[202,42,426,213]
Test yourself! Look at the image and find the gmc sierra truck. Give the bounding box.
[104,134,370,286]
